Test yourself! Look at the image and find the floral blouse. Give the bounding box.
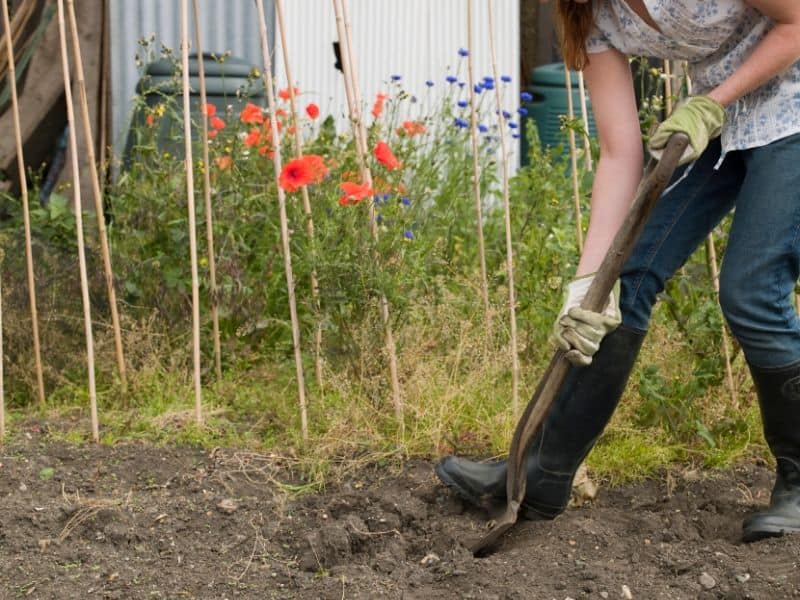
[587,0,800,158]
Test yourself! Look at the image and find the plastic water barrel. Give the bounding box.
[521,63,596,163]
[123,53,265,165]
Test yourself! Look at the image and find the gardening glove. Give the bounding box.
[553,274,622,366]
[648,95,726,165]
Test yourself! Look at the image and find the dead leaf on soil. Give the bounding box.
[571,463,598,505]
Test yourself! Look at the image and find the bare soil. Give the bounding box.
[1,424,799,599]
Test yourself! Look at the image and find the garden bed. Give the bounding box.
[1,424,798,599]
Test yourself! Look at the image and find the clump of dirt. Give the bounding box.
[1,423,799,599]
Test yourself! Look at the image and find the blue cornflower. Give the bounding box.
[458,48,469,57]
[501,74,512,83]
[458,82,466,89]
[478,123,488,133]
[383,193,390,201]
[508,121,518,129]
[482,76,494,84]
[401,197,411,206]
[454,117,469,129]
[446,75,458,84]
[403,229,414,241]
[482,79,495,90]
[391,74,402,81]
[501,110,512,119]
[426,80,434,87]
[457,100,469,108]
[376,214,384,224]
[518,107,528,116]
[473,83,483,94]
[521,91,533,102]
[512,132,520,139]
[373,194,383,206]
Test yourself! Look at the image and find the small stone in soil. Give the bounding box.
[622,584,633,599]
[735,573,751,584]
[699,572,716,589]
[216,499,238,514]
[420,552,440,566]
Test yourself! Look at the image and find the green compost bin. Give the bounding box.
[520,63,597,164]
[123,53,265,166]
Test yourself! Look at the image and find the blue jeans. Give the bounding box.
[620,133,800,369]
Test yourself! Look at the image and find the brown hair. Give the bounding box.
[555,1,596,71]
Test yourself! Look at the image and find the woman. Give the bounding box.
[436,0,800,542]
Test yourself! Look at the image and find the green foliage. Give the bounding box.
[0,51,760,482]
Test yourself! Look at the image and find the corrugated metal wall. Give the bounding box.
[274,0,520,158]
[109,0,272,156]
[110,1,520,161]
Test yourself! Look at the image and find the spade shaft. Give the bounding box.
[471,133,690,555]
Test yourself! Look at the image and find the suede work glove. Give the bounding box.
[648,95,726,165]
[553,274,622,366]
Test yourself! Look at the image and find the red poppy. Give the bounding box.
[374,141,400,170]
[240,102,264,124]
[258,146,274,158]
[303,154,329,181]
[210,116,226,130]
[278,86,300,100]
[398,120,425,136]
[208,129,219,139]
[371,93,389,119]
[204,103,217,117]
[305,103,320,119]
[278,154,328,192]
[339,181,374,206]
[244,127,261,147]
[275,108,289,119]
[215,155,232,170]
[145,113,155,127]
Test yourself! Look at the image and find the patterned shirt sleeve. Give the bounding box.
[586,24,613,54]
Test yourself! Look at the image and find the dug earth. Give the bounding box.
[1,426,798,599]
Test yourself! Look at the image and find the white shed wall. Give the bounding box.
[274,0,520,159]
[109,1,520,162]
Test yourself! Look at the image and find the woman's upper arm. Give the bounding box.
[583,49,642,160]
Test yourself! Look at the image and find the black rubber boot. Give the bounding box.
[742,361,800,542]
[435,325,646,519]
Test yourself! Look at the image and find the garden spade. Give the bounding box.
[469,133,690,556]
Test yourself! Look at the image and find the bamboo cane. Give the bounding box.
[191,0,222,382]
[255,0,309,442]
[664,59,673,115]
[66,0,126,392]
[465,0,491,331]
[576,70,593,172]
[0,268,4,441]
[1,0,45,406]
[706,235,738,407]
[486,0,520,417]
[275,0,324,389]
[98,0,110,179]
[563,62,583,252]
[336,0,403,432]
[179,0,203,425]
[680,63,738,404]
[56,0,99,441]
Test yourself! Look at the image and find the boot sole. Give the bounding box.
[434,461,487,508]
[743,522,800,543]
[434,462,554,521]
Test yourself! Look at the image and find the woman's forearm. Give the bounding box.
[709,18,800,107]
[576,150,644,276]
